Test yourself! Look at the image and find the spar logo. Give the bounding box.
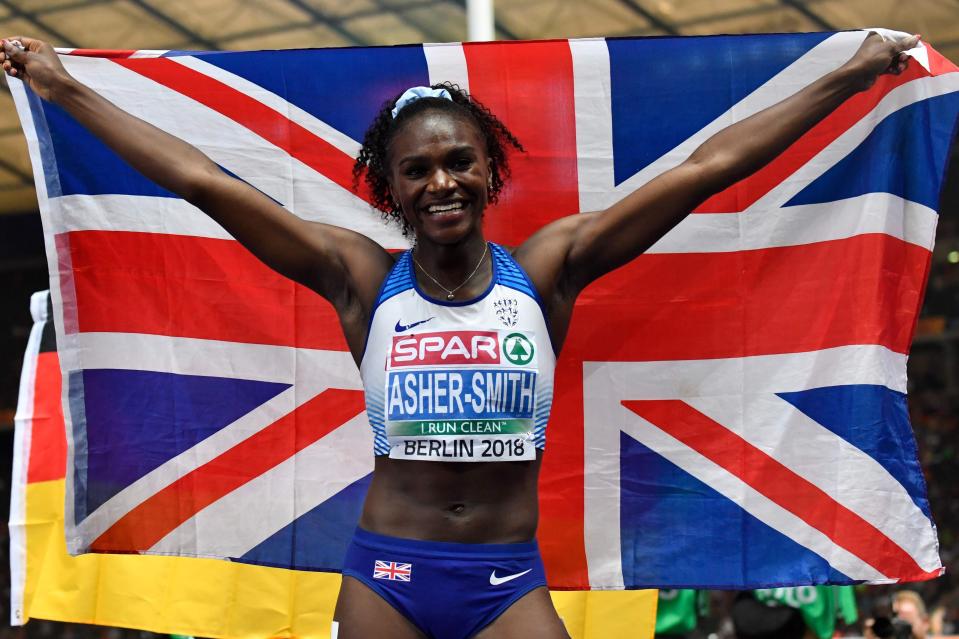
[503,333,534,366]
[390,331,500,367]
[388,330,537,368]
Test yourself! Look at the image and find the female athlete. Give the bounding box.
[2,32,917,639]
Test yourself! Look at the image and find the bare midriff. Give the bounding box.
[358,453,542,543]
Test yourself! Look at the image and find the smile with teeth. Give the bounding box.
[426,201,466,216]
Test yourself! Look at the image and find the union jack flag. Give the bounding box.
[374,560,413,582]
[8,30,958,589]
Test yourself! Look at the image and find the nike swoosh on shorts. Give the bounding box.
[489,569,532,586]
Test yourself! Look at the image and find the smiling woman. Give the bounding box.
[353,83,523,241]
[0,31,920,639]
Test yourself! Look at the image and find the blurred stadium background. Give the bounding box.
[0,1,957,637]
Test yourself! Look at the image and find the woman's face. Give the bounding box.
[387,110,490,246]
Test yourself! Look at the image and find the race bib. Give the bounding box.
[385,330,538,461]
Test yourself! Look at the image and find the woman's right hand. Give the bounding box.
[1,36,72,102]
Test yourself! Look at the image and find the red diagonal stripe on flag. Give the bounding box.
[623,399,939,580]
[112,57,369,201]
[90,388,366,552]
[695,63,925,213]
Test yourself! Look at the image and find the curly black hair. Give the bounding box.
[352,82,525,237]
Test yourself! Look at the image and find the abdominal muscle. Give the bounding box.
[358,453,543,543]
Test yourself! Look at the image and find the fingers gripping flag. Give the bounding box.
[8,32,958,590]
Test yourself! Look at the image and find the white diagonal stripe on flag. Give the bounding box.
[149,412,372,556]
[619,403,890,582]
[583,346,913,588]
[607,32,867,201]
[748,72,959,210]
[61,54,309,190]
[687,394,941,572]
[169,55,362,157]
[583,364,892,588]
[68,334,359,548]
[71,384,299,548]
[59,55,390,242]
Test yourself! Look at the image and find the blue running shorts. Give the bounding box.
[341,528,548,639]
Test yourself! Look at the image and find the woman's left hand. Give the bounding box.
[844,31,921,92]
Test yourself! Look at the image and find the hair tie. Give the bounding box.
[391,86,453,118]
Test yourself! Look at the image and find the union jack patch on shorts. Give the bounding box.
[373,560,412,582]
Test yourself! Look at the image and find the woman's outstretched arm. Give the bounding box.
[0,37,393,311]
[517,32,919,326]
